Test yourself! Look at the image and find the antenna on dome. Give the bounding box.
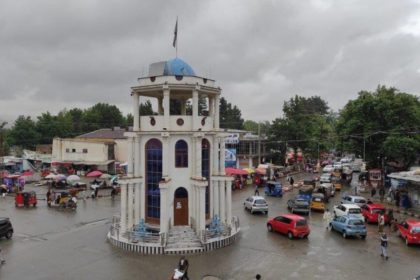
[172,17,178,58]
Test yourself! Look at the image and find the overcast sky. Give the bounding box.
[1,0,420,125]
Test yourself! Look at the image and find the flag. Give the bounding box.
[173,18,178,48]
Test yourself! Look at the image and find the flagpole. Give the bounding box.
[173,17,178,58]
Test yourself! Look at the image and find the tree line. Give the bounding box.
[1,86,419,169]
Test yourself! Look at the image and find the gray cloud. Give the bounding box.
[1,0,419,125]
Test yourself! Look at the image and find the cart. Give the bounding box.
[15,191,37,207]
[264,181,283,197]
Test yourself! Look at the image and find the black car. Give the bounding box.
[287,197,310,215]
[0,217,13,239]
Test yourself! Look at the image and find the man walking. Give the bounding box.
[380,233,389,260]
[323,208,332,229]
[254,184,260,196]
[378,213,385,233]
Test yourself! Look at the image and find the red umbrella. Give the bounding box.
[225,167,248,175]
[86,170,103,177]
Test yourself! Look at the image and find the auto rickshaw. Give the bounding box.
[264,181,283,197]
[15,191,37,207]
[332,176,342,191]
[48,191,77,210]
[318,183,334,199]
[310,193,326,212]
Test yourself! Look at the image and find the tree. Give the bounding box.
[82,103,125,131]
[382,136,420,169]
[219,97,244,129]
[139,100,155,116]
[0,121,8,156]
[336,85,420,167]
[36,112,72,144]
[7,116,40,149]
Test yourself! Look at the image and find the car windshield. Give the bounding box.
[296,199,309,205]
[348,208,361,214]
[411,226,420,233]
[255,199,266,205]
[354,199,366,204]
[349,220,364,226]
[313,197,322,202]
[372,208,385,214]
[296,220,307,227]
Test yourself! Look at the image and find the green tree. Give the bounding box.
[336,85,420,167]
[219,97,244,129]
[7,116,40,149]
[36,112,72,144]
[382,136,420,169]
[139,100,155,116]
[82,103,125,131]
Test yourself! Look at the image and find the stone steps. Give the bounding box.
[165,226,203,252]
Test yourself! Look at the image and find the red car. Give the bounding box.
[267,213,310,239]
[360,203,390,224]
[397,219,420,246]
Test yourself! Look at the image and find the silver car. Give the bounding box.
[244,196,268,214]
[341,195,367,207]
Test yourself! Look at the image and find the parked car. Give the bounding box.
[329,216,367,239]
[333,204,364,222]
[322,165,334,173]
[361,203,390,224]
[267,213,310,239]
[244,196,268,214]
[341,195,367,207]
[287,196,310,215]
[0,217,14,239]
[320,174,332,183]
[397,219,420,246]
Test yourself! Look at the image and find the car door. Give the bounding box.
[273,216,282,232]
[280,217,292,234]
[361,205,369,219]
[276,216,287,233]
[336,216,346,231]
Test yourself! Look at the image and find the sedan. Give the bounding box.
[329,216,367,239]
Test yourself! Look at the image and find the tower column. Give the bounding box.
[213,138,220,175]
[192,87,199,130]
[127,183,134,230]
[120,183,127,232]
[226,179,232,225]
[219,181,226,223]
[214,95,220,129]
[219,139,226,175]
[127,137,134,177]
[134,137,141,223]
[160,184,169,233]
[158,97,164,115]
[199,185,206,231]
[195,136,202,178]
[163,86,170,129]
[133,93,139,131]
[162,135,169,178]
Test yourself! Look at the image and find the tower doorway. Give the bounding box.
[174,187,188,226]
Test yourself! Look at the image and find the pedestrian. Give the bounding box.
[371,187,376,198]
[254,184,260,196]
[94,185,99,198]
[290,176,294,187]
[323,208,332,229]
[379,188,385,203]
[378,213,385,233]
[46,188,51,204]
[256,274,262,280]
[387,209,394,227]
[395,190,400,207]
[177,256,189,280]
[380,233,389,260]
[0,248,5,265]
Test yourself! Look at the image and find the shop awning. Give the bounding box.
[72,160,115,166]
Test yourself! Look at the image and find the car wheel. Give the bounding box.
[5,230,13,239]
[342,231,347,239]
[288,231,294,239]
[267,224,273,232]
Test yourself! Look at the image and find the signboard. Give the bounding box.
[224,133,240,144]
[225,148,237,167]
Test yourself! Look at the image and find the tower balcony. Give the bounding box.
[139,115,214,131]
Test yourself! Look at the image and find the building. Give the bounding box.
[51,127,128,174]
[108,58,239,254]
[225,132,270,168]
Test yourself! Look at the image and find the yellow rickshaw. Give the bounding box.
[310,193,325,212]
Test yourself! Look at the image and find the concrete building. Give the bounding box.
[109,58,239,254]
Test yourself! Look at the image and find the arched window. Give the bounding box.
[202,139,210,217]
[175,140,188,168]
[145,139,162,223]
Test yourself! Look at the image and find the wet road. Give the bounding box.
[0,174,419,280]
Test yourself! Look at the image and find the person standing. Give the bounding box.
[0,248,5,265]
[395,190,400,207]
[371,187,376,198]
[380,233,389,260]
[178,256,189,280]
[378,213,385,233]
[254,184,260,196]
[323,208,332,229]
[379,188,385,203]
[387,209,394,228]
[289,176,294,187]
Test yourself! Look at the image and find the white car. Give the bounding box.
[244,196,268,214]
[333,204,365,222]
[341,195,367,207]
[333,162,342,169]
[320,174,332,183]
[322,165,334,173]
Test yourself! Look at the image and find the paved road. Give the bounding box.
[0,174,419,280]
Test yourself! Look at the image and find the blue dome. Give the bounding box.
[164,58,196,76]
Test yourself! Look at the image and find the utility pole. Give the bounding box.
[257,122,261,164]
